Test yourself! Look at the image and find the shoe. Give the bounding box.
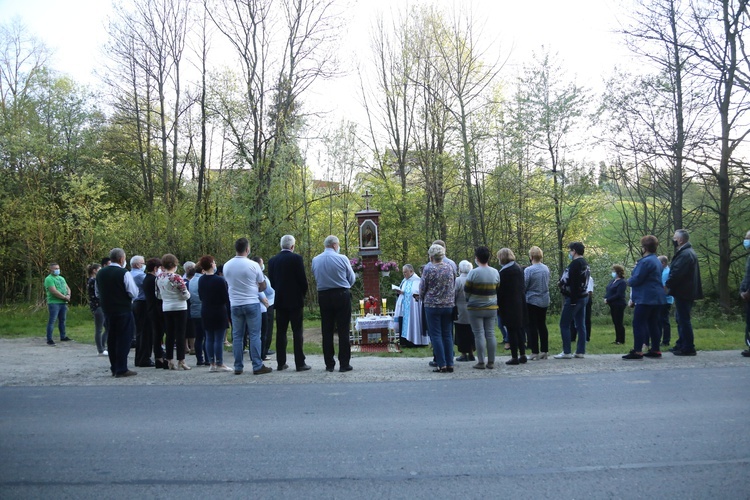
[234,369,243,375]
[253,365,273,375]
[102,350,108,356]
[468,354,476,361]
[47,340,56,346]
[742,350,750,357]
[137,361,155,367]
[429,360,438,367]
[114,370,137,378]
[178,360,191,370]
[456,354,469,362]
[98,351,107,356]
[673,349,697,356]
[519,355,527,363]
[527,353,539,361]
[325,367,335,372]
[218,364,233,372]
[296,364,311,372]
[339,365,353,372]
[644,350,662,358]
[538,352,548,360]
[506,358,520,365]
[611,341,623,345]
[278,364,289,371]
[209,365,217,372]
[473,362,485,370]
[168,360,177,370]
[60,337,72,342]
[267,350,275,355]
[486,362,494,369]
[262,355,270,361]
[504,343,510,350]
[574,353,585,359]
[553,352,572,359]
[622,350,643,360]
[433,367,447,373]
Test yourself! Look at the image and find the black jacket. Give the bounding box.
[497,263,527,330]
[268,249,308,310]
[666,242,703,301]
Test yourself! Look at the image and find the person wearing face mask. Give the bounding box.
[665,229,703,356]
[44,262,72,345]
[394,264,426,347]
[739,230,750,357]
[604,265,627,345]
[555,242,590,359]
[623,236,667,359]
[311,235,356,372]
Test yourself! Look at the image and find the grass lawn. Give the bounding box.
[1,305,746,357]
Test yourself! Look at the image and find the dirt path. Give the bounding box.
[0,337,747,387]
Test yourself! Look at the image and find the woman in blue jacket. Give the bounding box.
[604,264,627,345]
[623,235,667,360]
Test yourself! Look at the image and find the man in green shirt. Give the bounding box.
[44,262,71,345]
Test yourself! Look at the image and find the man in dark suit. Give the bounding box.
[268,234,310,371]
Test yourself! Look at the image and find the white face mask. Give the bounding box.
[335,245,340,254]
[261,264,265,271]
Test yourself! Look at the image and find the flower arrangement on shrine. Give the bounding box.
[350,258,364,272]
[375,260,398,272]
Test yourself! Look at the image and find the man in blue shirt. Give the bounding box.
[311,235,356,372]
[130,255,153,367]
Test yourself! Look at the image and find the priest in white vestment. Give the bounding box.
[394,264,428,346]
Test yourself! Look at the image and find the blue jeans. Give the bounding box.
[46,303,67,341]
[205,328,225,365]
[93,306,108,353]
[231,303,262,372]
[496,314,509,343]
[674,298,695,352]
[191,317,207,364]
[559,296,588,354]
[425,307,454,368]
[633,304,661,352]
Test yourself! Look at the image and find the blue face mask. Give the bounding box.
[53,269,60,276]
[744,239,750,250]
[568,253,573,260]
[611,272,617,279]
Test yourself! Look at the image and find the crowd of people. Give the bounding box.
[41,228,750,378]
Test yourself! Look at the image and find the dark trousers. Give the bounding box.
[526,304,548,354]
[659,303,672,345]
[571,296,592,342]
[191,317,206,363]
[133,300,152,366]
[507,326,526,359]
[265,305,275,353]
[633,304,661,353]
[318,289,351,369]
[745,302,750,349]
[150,309,165,360]
[276,307,306,368]
[609,301,626,344]
[259,311,268,357]
[105,311,135,375]
[164,310,187,361]
[674,298,695,352]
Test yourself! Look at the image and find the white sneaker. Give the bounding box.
[538,352,548,360]
[574,353,585,358]
[101,350,108,356]
[527,353,539,361]
[209,365,217,372]
[218,364,233,372]
[553,352,573,359]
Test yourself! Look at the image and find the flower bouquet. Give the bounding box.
[375,260,398,276]
[350,258,364,273]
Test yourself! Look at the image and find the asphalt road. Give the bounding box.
[1,366,748,499]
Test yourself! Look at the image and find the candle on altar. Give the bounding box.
[359,299,365,315]
[382,298,387,313]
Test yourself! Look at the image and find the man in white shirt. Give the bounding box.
[223,238,271,375]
